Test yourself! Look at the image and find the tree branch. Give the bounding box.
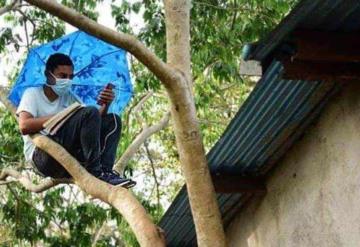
[15,9,32,50]
[124,91,153,133]
[133,90,153,128]
[133,91,154,114]
[30,134,165,246]
[144,141,160,216]
[114,111,171,175]
[164,1,227,245]
[0,180,14,185]
[0,0,18,16]
[0,87,165,246]
[0,168,73,193]
[91,220,107,247]
[23,0,180,90]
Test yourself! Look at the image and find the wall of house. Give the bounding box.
[226,82,360,247]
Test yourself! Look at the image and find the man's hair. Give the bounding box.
[45,53,73,73]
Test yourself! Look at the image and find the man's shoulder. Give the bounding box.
[17,87,43,116]
[23,86,42,96]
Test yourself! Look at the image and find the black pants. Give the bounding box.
[32,106,121,178]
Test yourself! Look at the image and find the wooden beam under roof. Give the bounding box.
[211,174,266,194]
[292,30,360,63]
[281,58,360,81]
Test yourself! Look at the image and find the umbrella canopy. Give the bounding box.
[8,30,133,114]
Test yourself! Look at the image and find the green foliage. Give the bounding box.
[0,0,298,245]
[0,108,23,165]
[111,0,298,154]
[0,0,6,7]
[2,186,46,244]
[0,28,13,53]
[61,0,102,21]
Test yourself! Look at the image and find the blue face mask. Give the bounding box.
[47,72,73,96]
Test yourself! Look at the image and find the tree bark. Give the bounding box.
[163,1,227,246]
[0,90,166,247]
[31,135,166,247]
[17,0,227,245]
[0,168,72,193]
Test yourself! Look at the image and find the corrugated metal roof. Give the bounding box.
[248,0,360,61]
[159,61,339,246]
[158,0,357,245]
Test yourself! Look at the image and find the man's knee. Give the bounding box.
[103,113,121,126]
[81,106,100,120]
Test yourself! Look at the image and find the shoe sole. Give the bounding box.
[124,181,136,189]
[115,180,136,189]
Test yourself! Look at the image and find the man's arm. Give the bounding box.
[18,111,53,135]
[97,86,115,115]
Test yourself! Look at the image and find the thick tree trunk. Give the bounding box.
[163,1,227,246]
[19,0,227,245]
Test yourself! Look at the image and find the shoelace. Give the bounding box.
[103,170,125,179]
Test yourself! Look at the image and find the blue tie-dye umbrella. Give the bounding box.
[8,30,133,114]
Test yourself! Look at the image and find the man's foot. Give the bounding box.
[98,171,136,188]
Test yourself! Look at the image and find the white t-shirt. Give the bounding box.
[16,87,79,162]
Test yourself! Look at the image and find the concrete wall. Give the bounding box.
[226,83,360,247]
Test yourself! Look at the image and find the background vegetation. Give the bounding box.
[0,0,297,245]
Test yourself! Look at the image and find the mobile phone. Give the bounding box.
[97,83,115,106]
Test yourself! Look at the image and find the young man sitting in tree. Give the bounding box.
[16,53,135,187]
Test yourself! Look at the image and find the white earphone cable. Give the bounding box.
[100,113,118,155]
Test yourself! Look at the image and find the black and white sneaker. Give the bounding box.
[101,171,136,188]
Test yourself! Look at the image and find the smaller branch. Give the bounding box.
[16,10,37,47]
[16,4,31,8]
[91,220,106,247]
[15,9,31,50]
[133,91,154,114]
[133,91,153,128]
[144,141,160,215]
[0,0,18,16]
[147,181,156,202]
[220,82,238,91]
[199,119,228,126]
[0,168,73,193]
[14,10,37,46]
[114,112,171,175]
[23,15,30,50]
[125,91,153,136]
[0,180,14,185]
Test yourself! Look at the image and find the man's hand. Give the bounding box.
[97,86,115,106]
[97,85,115,115]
